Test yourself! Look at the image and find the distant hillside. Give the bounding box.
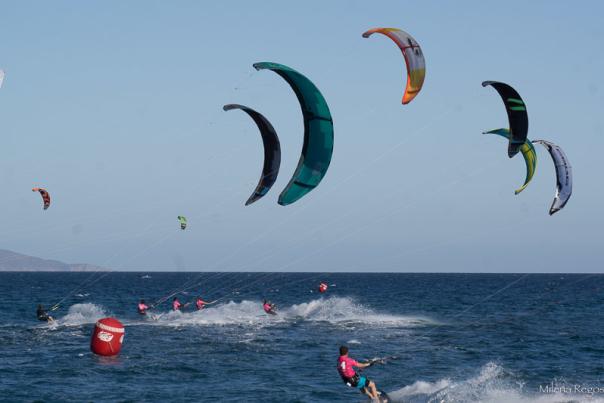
[0,249,108,272]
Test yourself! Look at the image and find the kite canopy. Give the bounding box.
[532,140,572,215]
[177,216,187,230]
[253,62,334,206]
[485,128,536,195]
[223,104,281,206]
[32,188,50,210]
[362,27,425,105]
[0,70,4,89]
[482,81,528,158]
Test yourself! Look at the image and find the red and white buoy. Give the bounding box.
[90,317,125,356]
[318,282,328,293]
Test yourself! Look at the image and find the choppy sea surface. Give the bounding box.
[1,272,603,402]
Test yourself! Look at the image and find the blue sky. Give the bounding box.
[0,1,602,272]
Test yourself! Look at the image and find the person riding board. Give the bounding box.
[337,345,381,401]
[172,297,183,311]
[262,299,276,315]
[195,297,208,310]
[36,304,54,322]
[138,299,149,315]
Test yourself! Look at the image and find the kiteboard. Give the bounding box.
[377,390,390,403]
[366,390,389,403]
[362,357,397,402]
[146,313,161,321]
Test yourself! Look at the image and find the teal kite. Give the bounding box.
[484,128,536,195]
[253,62,334,206]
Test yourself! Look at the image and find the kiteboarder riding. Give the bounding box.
[172,297,183,311]
[195,297,208,310]
[36,304,54,322]
[262,299,276,315]
[337,346,381,401]
[138,300,149,315]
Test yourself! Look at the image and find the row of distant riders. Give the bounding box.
[136,297,277,315]
[35,296,278,323]
[37,282,329,321]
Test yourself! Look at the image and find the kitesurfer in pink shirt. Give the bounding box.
[263,299,276,315]
[337,346,379,400]
[172,297,182,311]
[138,300,149,315]
[196,297,207,310]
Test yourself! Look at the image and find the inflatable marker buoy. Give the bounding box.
[318,282,328,293]
[90,317,124,356]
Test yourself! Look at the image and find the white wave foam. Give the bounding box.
[141,297,436,328]
[284,297,435,326]
[388,362,604,403]
[147,300,266,327]
[54,303,107,327]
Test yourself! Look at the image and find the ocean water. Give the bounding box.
[0,272,603,403]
